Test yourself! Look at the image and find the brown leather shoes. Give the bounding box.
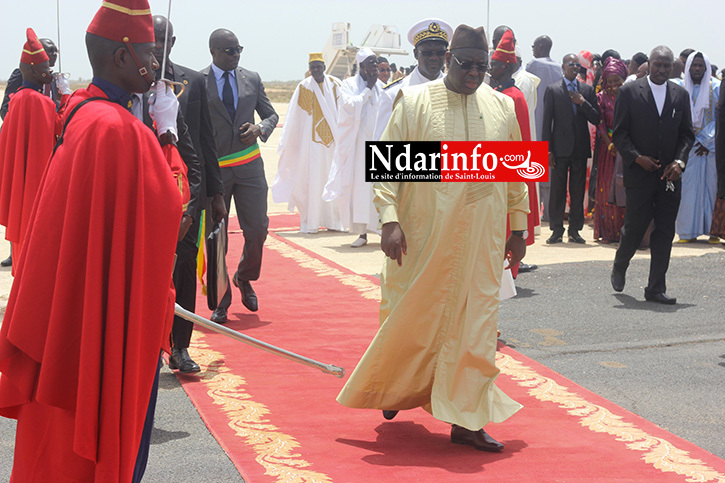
[450,424,504,452]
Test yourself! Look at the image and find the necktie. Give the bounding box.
[44,83,52,98]
[222,71,236,121]
[567,81,577,115]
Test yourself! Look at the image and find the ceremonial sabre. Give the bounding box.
[174,304,345,378]
[158,0,185,98]
[56,0,61,72]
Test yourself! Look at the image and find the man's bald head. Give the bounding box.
[492,25,514,49]
[153,15,175,62]
[39,38,58,68]
[650,45,674,63]
[532,35,552,58]
[209,28,241,71]
[209,28,236,48]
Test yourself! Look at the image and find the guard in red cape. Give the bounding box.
[490,27,539,277]
[0,1,184,481]
[0,28,60,273]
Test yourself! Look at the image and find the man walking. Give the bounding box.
[338,25,529,453]
[203,28,278,322]
[611,46,695,304]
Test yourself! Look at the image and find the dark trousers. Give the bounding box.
[614,179,681,295]
[549,156,587,233]
[171,213,200,349]
[218,170,269,310]
[132,354,162,483]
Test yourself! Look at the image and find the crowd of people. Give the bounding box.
[0,1,722,479]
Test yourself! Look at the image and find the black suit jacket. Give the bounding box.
[542,78,600,159]
[169,62,223,204]
[141,94,202,219]
[613,77,695,188]
[201,64,278,179]
[716,80,725,198]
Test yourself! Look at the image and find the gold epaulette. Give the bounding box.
[383,78,404,90]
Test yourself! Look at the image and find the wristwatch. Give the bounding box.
[674,159,685,171]
[511,230,528,239]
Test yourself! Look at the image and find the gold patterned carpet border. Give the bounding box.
[496,352,724,482]
[188,334,333,483]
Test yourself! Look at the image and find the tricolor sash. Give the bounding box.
[218,143,261,168]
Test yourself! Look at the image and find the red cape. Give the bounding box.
[0,88,59,261]
[0,84,182,481]
[502,85,539,277]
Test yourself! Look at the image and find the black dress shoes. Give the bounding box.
[645,292,677,305]
[450,425,504,452]
[211,306,228,324]
[611,268,625,292]
[568,231,586,244]
[0,255,11,267]
[169,347,201,373]
[546,231,564,244]
[233,274,258,312]
[382,410,399,420]
[518,263,538,273]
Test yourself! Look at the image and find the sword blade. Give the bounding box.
[174,304,345,378]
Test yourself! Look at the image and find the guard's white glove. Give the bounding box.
[148,80,178,142]
[54,73,71,95]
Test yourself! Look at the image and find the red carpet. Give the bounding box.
[174,213,725,482]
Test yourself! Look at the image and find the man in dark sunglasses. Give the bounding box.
[542,53,600,244]
[375,18,452,140]
[339,24,529,455]
[202,28,279,322]
[377,56,391,84]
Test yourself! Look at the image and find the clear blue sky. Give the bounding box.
[1,0,722,82]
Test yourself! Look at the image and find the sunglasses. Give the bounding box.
[567,62,582,68]
[379,68,391,72]
[451,54,488,72]
[216,46,243,56]
[418,49,447,58]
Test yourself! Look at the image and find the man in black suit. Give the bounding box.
[202,28,278,323]
[542,53,600,244]
[151,16,226,371]
[611,46,695,304]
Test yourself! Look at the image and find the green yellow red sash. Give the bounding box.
[218,143,261,168]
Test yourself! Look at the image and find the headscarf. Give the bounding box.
[601,57,627,88]
[578,50,595,86]
[683,51,712,128]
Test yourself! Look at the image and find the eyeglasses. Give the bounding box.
[418,49,447,58]
[567,62,581,68]
[451,54,488,72]
[216,46,243,56]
